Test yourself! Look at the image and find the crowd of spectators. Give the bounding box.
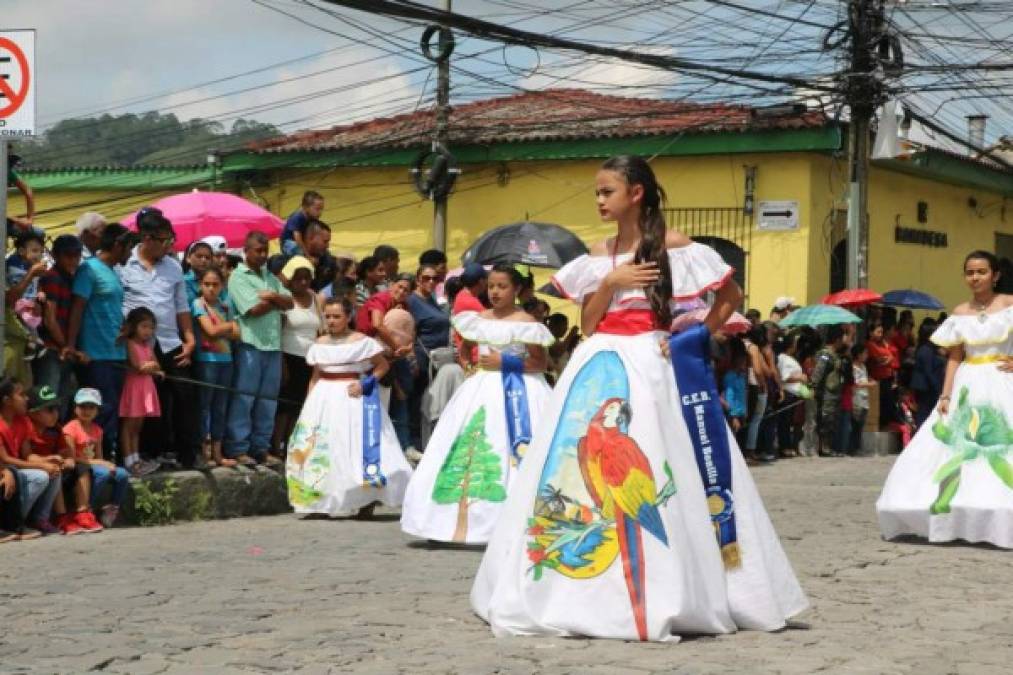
[712,297,947,463]
[0,191,582,540]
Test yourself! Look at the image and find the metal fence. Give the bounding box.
[664,207,752,303]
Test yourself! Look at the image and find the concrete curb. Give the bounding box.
[96,465,292,527]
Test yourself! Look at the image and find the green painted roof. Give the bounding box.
[21,166,214,191]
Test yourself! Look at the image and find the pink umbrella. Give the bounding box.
[123,190,284,252]
[671,308,751,335]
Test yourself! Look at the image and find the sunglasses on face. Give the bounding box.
[419,274,438,282]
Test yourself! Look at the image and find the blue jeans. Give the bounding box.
[32,350,77,420]
[82,360,125,461]
[746,389,768,452]
[196,361,234,441]
[18,468,60,523]
[90,465,129,509]
[389,359,414,450]
[225,345,281,458]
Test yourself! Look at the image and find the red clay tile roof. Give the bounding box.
[249,88,828,154]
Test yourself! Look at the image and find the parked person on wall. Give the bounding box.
[281,190,324,257]
[5,230,48,382]
[0,378,60,540]
[225,232,294,466]
[64,387,130,528]
[66,224,137,467]
[120,208,200,470]
[272,256,323,460]
[117,308,164,477]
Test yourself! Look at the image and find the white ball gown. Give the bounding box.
[285,338,413,516]
[877,307,1013,547]
[401,312,556,544]
[470,243,808,642]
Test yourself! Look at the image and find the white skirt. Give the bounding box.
[285,379,412,516]
[470,331,808,641]
[877,361,1013,547]
[401,369,553,544]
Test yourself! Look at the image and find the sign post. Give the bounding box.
[0,30,37,376]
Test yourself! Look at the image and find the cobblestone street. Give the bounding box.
[2,456,1011,675]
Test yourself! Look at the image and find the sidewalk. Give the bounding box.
[101,464,291,526]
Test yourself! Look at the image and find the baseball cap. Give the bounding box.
[200,235,227,255]
[73,388,103,407]
[27,385,60,412]
[773,296,796,311]
[281,255,315,279]
[461,262,488,286]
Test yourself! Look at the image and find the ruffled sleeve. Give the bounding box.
[550,255,601,302]
[306,338,384,366]
[930,318,963,348]
[453,312,556,347]
[668,243,734,300]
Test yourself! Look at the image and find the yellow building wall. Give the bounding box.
[27,189,178,236]
[807,154,1013,313]
[261,154,817,314]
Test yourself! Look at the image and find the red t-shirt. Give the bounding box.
[452,288,484,315]
[29,424,64,457]
[867,339,899,381]
[0,414,35,460]
[355,291,396,336]
[62,419,103,460]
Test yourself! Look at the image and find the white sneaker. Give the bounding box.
[405,447,424,465]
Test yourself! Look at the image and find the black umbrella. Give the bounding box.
[461,221,588,269]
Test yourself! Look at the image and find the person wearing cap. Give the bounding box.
[271,256,323,458]
[225,231,294,465]
[34,234,84,415]
[63,387,134,527]
[25,385,90,535]
[770,297,796,323]
[120,208,200,469]
[200,235,228,268]
[0,377,61,540]
[74,212,107,260]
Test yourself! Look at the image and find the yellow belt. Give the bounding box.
[965,354,1008,365]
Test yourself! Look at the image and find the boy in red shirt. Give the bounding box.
[63,388,127,528]
[26,385,89,534]
[0,377,61,539]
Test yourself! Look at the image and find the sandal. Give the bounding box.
[263,454,283,467]
[235,454,256,466]
[218,457,238,468]
[0,530,17,544]
[15,528,41,541]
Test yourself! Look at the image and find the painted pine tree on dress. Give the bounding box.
[431,406,507,542]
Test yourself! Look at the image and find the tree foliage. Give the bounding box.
[18,113,279,169]
[432,406,507,505]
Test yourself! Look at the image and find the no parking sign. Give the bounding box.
[0,30,35,137]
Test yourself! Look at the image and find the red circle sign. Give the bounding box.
[0,37,30,118]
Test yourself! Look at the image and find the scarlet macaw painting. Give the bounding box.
[528,351,677,641]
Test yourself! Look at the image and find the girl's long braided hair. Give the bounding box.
[601,155,673,328]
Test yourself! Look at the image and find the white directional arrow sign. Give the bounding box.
[757,200,799,231]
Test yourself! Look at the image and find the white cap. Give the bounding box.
[200,235,228,254]
[773,296,796,311]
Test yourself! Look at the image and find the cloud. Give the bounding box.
[519,45,679,97]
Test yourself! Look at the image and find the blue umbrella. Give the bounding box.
[881,289,945,310]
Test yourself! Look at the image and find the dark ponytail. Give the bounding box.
[600,155,672,328]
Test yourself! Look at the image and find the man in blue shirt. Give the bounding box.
[119,207,200,469]
[280,190,324,257]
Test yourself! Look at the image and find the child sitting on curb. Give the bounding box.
[0,377,61,539]
[26,385,90,535]
[63,388,129,530]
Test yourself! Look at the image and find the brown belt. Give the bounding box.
[319,372,360,380]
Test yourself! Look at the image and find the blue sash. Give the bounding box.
[669,324,741,569]
[500,354,531,466]
[360,375,387,488]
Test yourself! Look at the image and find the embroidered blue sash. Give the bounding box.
[360,375,387,488]
[669,324,741,569]
[500,354,531,466]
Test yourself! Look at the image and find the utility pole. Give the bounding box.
[433,0,451,252]
[845,0,896,290]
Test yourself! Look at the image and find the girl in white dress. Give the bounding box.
[402,264,555,544]
[877,250,1013,547]
[285,297,412,518]
[471,155,807,642]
